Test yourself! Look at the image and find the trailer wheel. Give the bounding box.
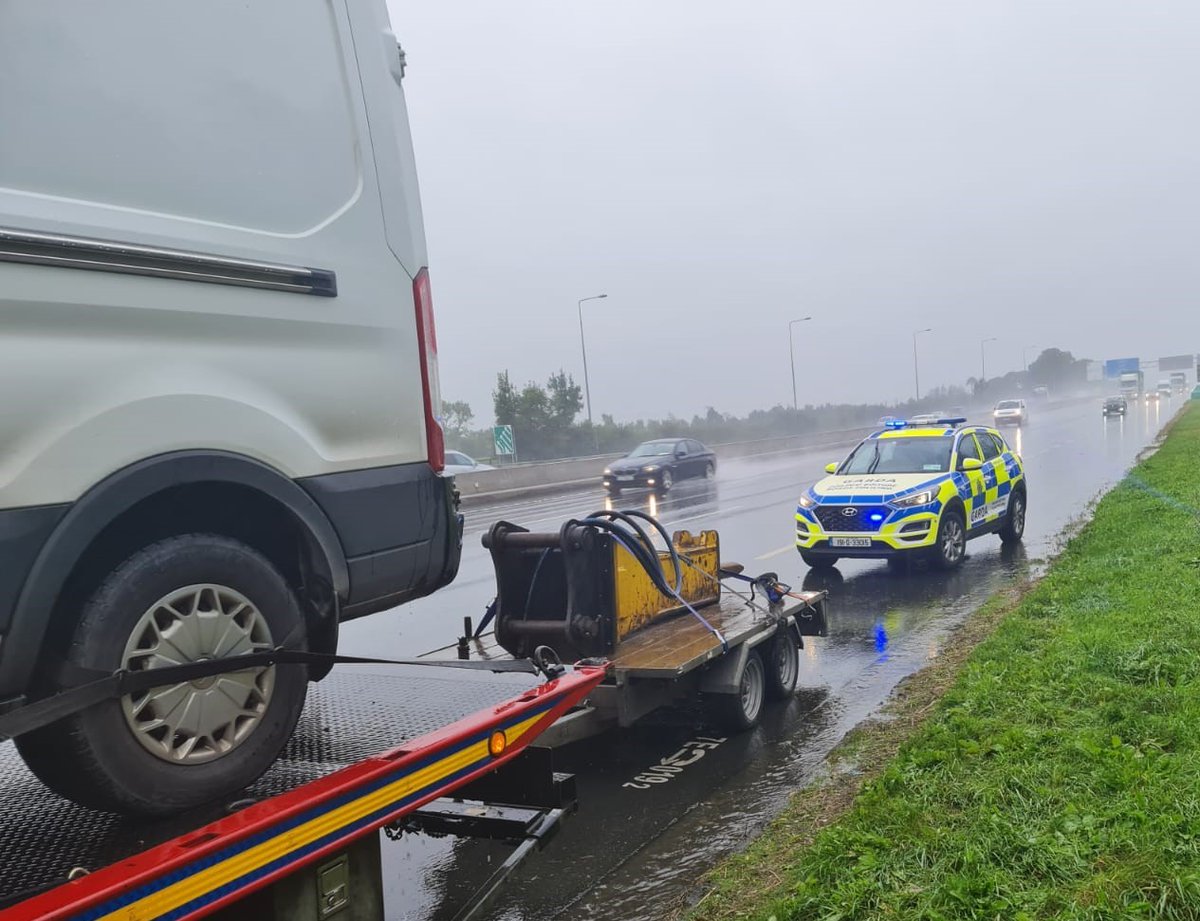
[764,633,799,701]
[16,534,308,816]
[709,649,766,732]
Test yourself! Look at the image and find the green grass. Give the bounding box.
[692,404,1200,921]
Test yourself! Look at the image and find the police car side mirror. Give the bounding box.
[960,457,983,471]
[824,462,838,474]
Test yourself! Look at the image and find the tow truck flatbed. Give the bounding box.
[0,666,604,921]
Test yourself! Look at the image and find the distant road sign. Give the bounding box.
[1158,354,1193,371]
[1104,357,1139,379]
[493,424,515,456]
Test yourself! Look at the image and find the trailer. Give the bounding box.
[440,513,829,743]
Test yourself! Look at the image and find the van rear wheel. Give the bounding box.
[16,534,308,816]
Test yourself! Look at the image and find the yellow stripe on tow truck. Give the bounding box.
[99,711,545,921]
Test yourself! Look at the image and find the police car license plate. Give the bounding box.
[831,537,871,548]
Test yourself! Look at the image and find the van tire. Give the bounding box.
[16,534,308,816]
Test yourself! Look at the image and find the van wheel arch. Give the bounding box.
[5,451,348,699]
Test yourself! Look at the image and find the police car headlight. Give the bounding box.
[798,493,817,509]
[892,490,934,508]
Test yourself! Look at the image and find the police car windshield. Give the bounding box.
[629,441,676,458]
[840,436,955,475]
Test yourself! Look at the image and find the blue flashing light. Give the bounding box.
[936,417,968,427]
[884,418,908,429]
[869,513,884,522]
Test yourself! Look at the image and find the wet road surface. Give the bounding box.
[340,396,1178,919]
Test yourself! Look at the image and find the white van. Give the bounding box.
[0,0,460,814]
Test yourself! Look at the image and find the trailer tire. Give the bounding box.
[764,633,799,701]
[709,649,766,732]
[16,534,308,816]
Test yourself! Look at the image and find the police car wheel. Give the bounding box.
[932,510,967,570]
[799,550,838,569]
[1000,488,1026,544]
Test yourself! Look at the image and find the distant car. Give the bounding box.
[1157,381,1173,397]
[795,419,1026,571]
[443,451,495,476]
[1145,389,1161,402]
[992,399,1028,426]
[1102,396,1127,417]
[909,411,948,426]
[1032,386,1050,399]
[602,438,716,494]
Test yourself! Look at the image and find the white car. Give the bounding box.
[444,451,496,475]
[909,411,949,425]
[992,399,1028,426]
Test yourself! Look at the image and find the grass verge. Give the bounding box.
[690,404,1200,921]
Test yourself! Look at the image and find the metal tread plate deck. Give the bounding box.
[0,667,587,916]
[450,590,827,679]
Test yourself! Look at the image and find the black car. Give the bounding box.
[602,438,716,494]
[1102,396,1127,416]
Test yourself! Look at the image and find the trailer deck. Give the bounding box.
[452,589,827,678]
[0,665,603,920]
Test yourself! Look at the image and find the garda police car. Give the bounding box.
[795,418,1026,570]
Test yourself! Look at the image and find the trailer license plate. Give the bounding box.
[830,537,871,548]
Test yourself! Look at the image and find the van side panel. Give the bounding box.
[0,0,428,511]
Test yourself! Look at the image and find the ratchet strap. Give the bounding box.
[0,647,560,743]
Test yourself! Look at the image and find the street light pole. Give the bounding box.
[788,316,813,410]
[912,328,932,400]
[980,336,998,383]
[577,293,607,451]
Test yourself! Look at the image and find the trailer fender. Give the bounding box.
[699,642,752,695]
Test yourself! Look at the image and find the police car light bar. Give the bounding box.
[936,417,967,428]
[883,418,907,429]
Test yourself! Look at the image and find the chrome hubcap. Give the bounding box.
[121,584,275,764]
[662,471,673,488]
[942,519,965,563]
[1013,497,1026,533]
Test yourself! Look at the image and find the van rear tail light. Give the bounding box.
[412,268,444,472]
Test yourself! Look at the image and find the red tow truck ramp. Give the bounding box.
[0,665,605,921]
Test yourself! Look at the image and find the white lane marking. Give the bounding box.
[756,544,795,561]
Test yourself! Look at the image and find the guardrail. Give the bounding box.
[454,425,878,505]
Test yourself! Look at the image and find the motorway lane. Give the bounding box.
[338,396,1179,919]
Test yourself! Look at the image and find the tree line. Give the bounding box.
[442,348,1090,463]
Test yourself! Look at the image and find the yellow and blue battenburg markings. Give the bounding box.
[795,423,1024,553]
[12,668,606,921]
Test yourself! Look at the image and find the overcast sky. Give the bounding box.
[385,0,1200,423]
